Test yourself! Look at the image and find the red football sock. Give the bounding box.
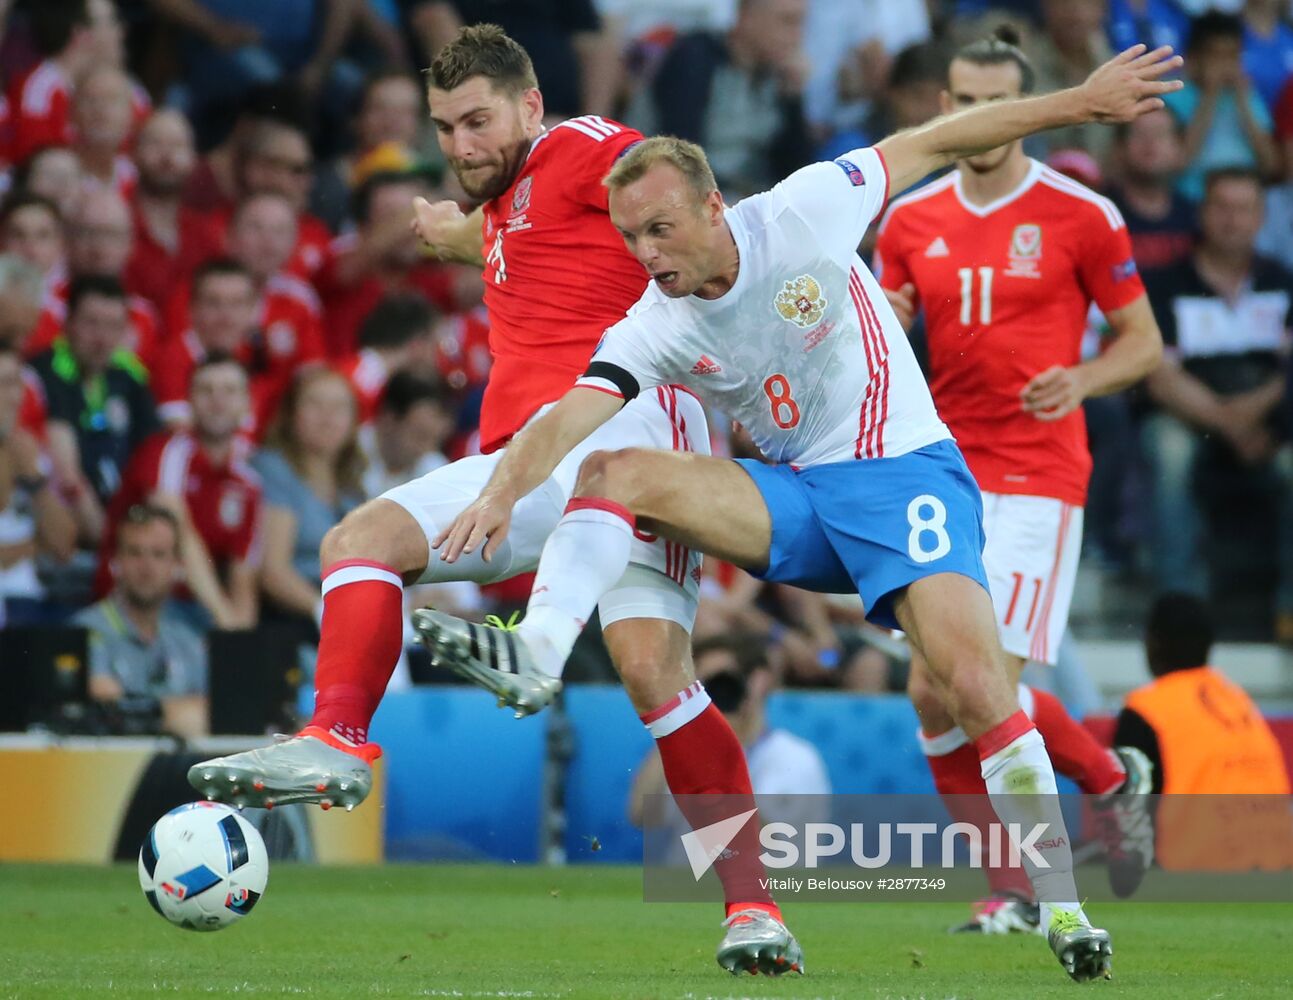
[307,559,404,747]
[923,733,1033,899]
[645,687,779,920]
[1027,687,1125,795]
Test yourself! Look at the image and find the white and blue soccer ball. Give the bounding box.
[138,801,269,931]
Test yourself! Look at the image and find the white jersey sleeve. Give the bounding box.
[575,307,678,403]
[770,147,890,261]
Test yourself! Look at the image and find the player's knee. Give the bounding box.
[614,649,655,689]
[614,649,685,713]
[942,654,1006,725]
[320,516,370,569]
[321,501,424,574]
[572,448,650,505]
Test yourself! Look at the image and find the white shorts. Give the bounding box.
[382,385,708,630]
[981,491,1084,666]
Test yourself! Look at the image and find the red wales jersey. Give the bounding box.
[875,161,1145,507]
[152,274,325,432]
[7,60,150,165]
[96,430,262,596]
[8,60,71,164]
[477,116,647,451]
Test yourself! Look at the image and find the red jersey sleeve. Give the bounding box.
[560,117,644,211]
[1076,205,1146,314]
[11,92,70,164]
[873,211,916,301]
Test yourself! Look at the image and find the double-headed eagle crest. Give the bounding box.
[774,274,826,329]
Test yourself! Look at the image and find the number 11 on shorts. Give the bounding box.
[1003,571,1044,629]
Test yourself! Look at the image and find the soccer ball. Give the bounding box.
[138,801,269,931]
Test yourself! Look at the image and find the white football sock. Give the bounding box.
[980,721,1085,922]
[516,498,634,678]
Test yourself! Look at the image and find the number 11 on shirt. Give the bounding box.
[958,266,994,325]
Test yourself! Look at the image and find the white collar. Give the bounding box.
[952,159,1043,218]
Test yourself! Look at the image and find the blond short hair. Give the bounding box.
[603,136,717,206]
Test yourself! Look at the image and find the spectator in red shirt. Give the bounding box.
[0,193,66,287]
[150,258,257,425]
[27,188,159,362]
[231,120,332,281]
[125,109,226,318]
[8,0,126,165]
[70,64,137,199]
[8,146,83,221]
[165,193,324,353]
[165,196,325,421]
[102,352,261,629]
[337,293,439,425]
[317,169,461,356]
[153,256,316,434]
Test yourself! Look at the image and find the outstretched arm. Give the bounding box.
[877,45,1183,196]
[436,387,625,563]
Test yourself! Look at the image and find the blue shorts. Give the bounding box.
[737,439,989,629]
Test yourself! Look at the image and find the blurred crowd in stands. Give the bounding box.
[2,0,1292,737]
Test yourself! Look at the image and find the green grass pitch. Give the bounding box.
[1,864,1290,999]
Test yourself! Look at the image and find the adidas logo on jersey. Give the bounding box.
[924,237,950,258]
[690,355,722,375]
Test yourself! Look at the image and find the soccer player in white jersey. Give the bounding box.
[415,45,1183,982]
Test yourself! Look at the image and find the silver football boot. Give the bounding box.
[1047,908,1113,983]
[716,909,805,976]
[412,608,561,718]
[187,729,378,811]
[950,892,1043,935]
[1092,745,1155,897]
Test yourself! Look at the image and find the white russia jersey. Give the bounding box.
[578,146,949,468]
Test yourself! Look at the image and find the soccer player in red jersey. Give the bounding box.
[875,29,1165,931]
[190,25,800,972]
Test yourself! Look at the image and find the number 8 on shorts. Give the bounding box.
[907,494,952,563]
